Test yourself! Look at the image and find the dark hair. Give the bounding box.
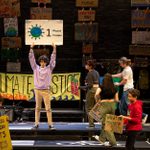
[38,55,49,64]
[128,89,140,98]
[100,73,116,99]
[86,59,95,69]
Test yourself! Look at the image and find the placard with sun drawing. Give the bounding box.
[25,20,63,45]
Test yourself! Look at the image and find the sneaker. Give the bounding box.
[49,125,56,130]
[33,124,39,129]
[92,135,104,144]
[104,142,116,147]
[142,114,148,124]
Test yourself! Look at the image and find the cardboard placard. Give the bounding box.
[104,114,123,134]
[6,62,21,72]
[25,20,63,45]
[78,10,95,21]
[76,0,98,7]
[30,7,52,19]
[129,45,150,56]
[31,0,51,3]
[89,101,101,122]
[0,115,12,150]
[132,31,150,44]
[82,43,93,53]
[1,37,22,48]
[75,23,98,42]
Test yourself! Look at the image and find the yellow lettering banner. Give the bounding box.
[0,72,81,101]
[0,115,12,150]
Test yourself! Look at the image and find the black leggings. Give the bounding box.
[126,130,140,150]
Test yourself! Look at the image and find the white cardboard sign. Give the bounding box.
[25,20,63,45]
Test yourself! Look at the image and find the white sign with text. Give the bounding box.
[25,20,63,45]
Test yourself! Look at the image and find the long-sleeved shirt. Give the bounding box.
[126,100,143,131]
[29,49,56,90]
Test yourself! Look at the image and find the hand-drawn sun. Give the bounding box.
[28,24,44,40]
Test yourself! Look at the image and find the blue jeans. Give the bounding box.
[119,90,129,116]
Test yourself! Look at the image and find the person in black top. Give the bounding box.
[93,73,118,147]
[83,60,100,128]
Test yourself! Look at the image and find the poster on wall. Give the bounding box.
[30,7,52,19]
[75,23,98,42]
[11,0,20,17]
[0,72,80,101]
[131,0,150,6]
[25,20,63,45]
[132,9,150,28]
[132,31,150,44]
[0,0,12,17]
[78,10,95,22]
[1,37,21,48]
[76,0,98,7]
[32,0,51,3]
[1,48,20,61]
[4,18,18,36]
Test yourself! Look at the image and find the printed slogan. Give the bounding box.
[0,72,80,101]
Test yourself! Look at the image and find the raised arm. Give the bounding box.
[28,43,37,70]
[49,43,56,70]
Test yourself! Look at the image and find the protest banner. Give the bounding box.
[0,72,80,101]
[104,114,124,134]
[0,115,12,150]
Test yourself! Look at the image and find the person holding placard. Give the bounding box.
[120,89,143,150]
[29,43,56,129]
[93,73,118,147]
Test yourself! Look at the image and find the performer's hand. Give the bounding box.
[30,43,34,49]
[114,82,120,86]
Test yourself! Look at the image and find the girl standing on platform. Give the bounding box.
[29,43,56,129]
[112,57,134,116]
[120,89,143,150]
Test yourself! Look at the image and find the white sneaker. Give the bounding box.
[92,135,104,144]
[142,114,148,124]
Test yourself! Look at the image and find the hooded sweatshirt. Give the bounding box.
[126,100,143,131]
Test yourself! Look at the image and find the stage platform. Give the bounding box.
[12,140,150,150]
[9,122,150,149]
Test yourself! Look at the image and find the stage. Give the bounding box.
[9,122,150,150]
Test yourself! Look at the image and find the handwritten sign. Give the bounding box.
[1,37,21,48]
[75,23,98,42]
[30,7,52,19]
[132,31,150,44]
[76,0,98,7]
[82,43,93,53]
[104,114,123,134]
[25,20,63,45]
[89,101,101,122]
[0,0,12,17]
[78,10,95,21]
[4,18,18,36]
[32,0,51,3]
[0,115,12,150]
